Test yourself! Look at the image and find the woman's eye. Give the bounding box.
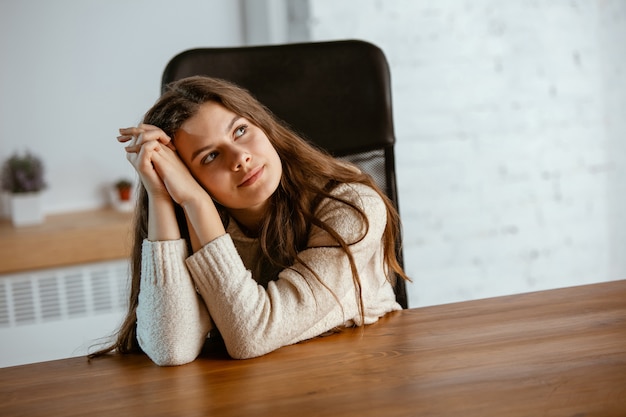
[234,124,248,138]
[202,151,219,164]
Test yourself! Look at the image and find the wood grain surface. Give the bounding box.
[1,280,624,416]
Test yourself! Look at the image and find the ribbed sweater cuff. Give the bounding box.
[185,234,247,294]
[141,239,189,285]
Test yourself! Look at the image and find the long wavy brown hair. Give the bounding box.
[91,76,409,357]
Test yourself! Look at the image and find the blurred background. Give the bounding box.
[1,0,625,366]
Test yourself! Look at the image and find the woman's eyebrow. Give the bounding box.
[226,115,240,133]
[191,145,211,162]
[190,115,242,162]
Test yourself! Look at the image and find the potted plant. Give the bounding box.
[1,151,47,226]
[114,179,133,202]
[111,178,134,212]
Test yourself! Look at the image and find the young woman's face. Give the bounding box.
[174,102,282,212]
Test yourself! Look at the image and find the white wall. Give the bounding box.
[304,0,626,306]
[600,1,626,282]
[0,0,244,214]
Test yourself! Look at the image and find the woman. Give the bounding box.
[95,76,408,366]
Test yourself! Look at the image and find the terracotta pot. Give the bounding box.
[118,188,131,201]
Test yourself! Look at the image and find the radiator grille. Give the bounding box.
[0,260,129,328]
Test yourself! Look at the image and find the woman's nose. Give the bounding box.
[230,147,251,171]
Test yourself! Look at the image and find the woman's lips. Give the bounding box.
[238,166,264,187]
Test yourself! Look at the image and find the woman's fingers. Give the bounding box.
[116,125,180,202]
[118,125,174,155]
[127,139,169,191]
[118,127,141,143]
[119,125,173,143]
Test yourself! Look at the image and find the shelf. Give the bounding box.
[0,208,134,275]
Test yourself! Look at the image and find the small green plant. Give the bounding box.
[115,179,133,190]
[1,151,47,194]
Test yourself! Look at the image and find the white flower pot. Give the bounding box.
[10,192,44,226]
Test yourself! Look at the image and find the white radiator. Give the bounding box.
[0,260,130,368]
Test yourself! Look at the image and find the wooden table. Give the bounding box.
[1,280,625,417]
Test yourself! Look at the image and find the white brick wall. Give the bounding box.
[303,0,626,306]
[600,1,626,281]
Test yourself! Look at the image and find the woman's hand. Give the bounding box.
[118,124,226,249]
[118,124,205,206]
[118,125,172,202]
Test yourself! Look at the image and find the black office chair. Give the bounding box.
[162,39,408,309]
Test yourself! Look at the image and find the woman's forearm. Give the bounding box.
[147,195,181,241]
[137,239,214,366]
[181,195,226,252]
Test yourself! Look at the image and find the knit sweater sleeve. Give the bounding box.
[185,183,397,359]
[136,239,214,366]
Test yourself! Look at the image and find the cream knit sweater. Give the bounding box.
[136,183,401,366]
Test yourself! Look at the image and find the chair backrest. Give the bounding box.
[162,39,407,308]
